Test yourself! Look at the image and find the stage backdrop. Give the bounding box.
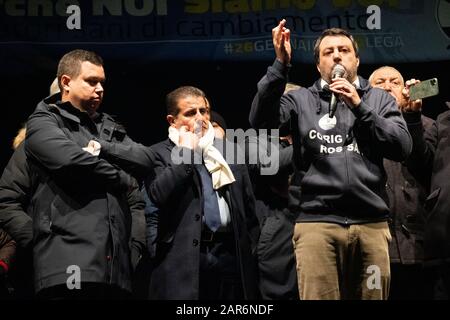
[0,0,449,73]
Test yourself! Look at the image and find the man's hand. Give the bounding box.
[178,124,200,150]
[83,140,101,156]
[401,79,422,112]
[329,77,361,109]
[280,135,293,145]
[272,19,291,65]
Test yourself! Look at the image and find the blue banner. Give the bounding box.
[0,0,449,69]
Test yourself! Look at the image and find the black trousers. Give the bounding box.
[199,234,243,300]
[389,263,430,300]
[424,262,450,300]
[36,283,131,300]
[257,209,298,300]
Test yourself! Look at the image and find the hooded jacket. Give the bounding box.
[250,60,412,224]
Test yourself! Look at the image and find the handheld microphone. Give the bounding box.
[329,64,346,118]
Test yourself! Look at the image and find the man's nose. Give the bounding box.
[195,110,205,121]
[95,82,104,93]
[382,82,392,91]
[332,49,341,61]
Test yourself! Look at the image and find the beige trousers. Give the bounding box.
[293,221,391,300]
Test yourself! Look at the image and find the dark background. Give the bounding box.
[1,55,449,171]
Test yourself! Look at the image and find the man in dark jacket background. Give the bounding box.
[369,66,433,299]
[250,22,412,299]
[404,99,450,299]
[22,50,153,298]
[145,86,259,300]
[246,84,299,300]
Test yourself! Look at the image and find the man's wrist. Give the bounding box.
[275,57,291,67]
[402,110,422,124]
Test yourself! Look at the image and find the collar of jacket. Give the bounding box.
[309,75,370,95]
[308,76,370,114]
[43,93,100,124]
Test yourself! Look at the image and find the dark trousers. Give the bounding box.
[424,262,450,300]
[199,233,243,300]
[257,209,298,300]
[389,264,430,300]
[36,283,130,300]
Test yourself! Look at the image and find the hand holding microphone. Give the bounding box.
[329,65,361,116]
[329,64,346,118]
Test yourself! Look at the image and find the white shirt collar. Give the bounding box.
[321,77,360,89]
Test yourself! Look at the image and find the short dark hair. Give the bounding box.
[313,28,359,64]
[57,49,103,91]
[210,110,227,130]
[166,86,208,116]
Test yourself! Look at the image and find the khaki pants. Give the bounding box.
[293,221,391,300]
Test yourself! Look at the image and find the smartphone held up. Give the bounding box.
[409,78,439,101]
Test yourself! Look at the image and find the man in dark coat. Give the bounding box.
[21,50,153,298]
[246,84,299,300]
[404,101,450,299]
[145,86,259,300]
[369,66,434,299]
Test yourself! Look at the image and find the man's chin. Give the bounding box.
[91,101,102,108]
[81,102,101,114]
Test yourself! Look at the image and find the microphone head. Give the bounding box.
[332,64,346,79]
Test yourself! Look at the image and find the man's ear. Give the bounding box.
[167,115,175,126]
[61,75,71,92]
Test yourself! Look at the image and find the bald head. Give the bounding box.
[369,66,406,108]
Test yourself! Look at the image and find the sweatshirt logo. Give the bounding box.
[318,114,337,131]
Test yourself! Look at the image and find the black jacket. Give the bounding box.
[0,144,34,248]
[23,94,151,293]
[145,139,260,300]
[384,115,433,264]
[404,109,450,265]
[250,60,412,224]
[246,136,298,299]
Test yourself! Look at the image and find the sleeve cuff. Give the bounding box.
[402,111,422,124]
[350,100,373,119]
[270,59,291,78]
[97,139,112,155]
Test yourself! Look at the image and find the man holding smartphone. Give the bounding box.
[369,66,434,299]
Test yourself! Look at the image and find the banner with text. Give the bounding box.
[1,0,449,72]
